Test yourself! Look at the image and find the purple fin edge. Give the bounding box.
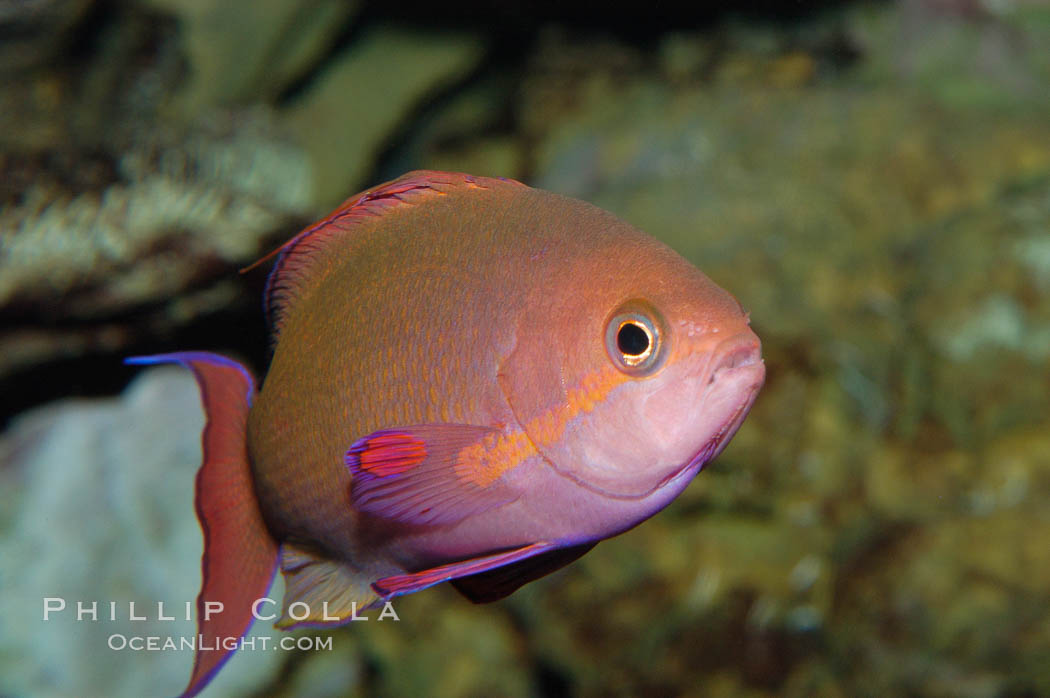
[372,541,558,600]
[125,352,255,406]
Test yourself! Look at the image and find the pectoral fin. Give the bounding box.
[372,542,557,600]
[345,424,520,526]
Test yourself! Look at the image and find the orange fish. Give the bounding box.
[128,171,764,696]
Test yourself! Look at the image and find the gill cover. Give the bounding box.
[498,280,675,499]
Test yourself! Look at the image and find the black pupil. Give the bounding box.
[617,322,650,356]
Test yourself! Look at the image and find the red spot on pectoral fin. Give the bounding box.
[348,431,427,477]
[126,353,278,698]
[372,542,557,600]
[345,424,515,526]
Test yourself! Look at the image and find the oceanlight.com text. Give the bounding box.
[107,634,334,652]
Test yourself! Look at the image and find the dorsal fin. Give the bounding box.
[261,170,524,338]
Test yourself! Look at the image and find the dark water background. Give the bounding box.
[2,1,1049,696]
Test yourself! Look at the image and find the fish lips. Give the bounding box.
[683,366,763,475]
[653,341,764,492]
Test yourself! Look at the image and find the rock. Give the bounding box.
[420,135,520,182]
[140,0,360,112]
[282,25,486,207]
[0,367,282,698]
[910,177,1050,446]
[832,503,1050,697]
[0,110,308,314]
[385,77,524,182]
[0,109,312,380]
[0,110,311,311]
[0,4,183,153]
[0,0,92,74]
[850,0,1050,109]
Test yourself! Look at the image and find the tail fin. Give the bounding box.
[126,352,279,697]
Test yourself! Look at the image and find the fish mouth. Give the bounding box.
[673,380,760,480]
[705,334,764,386]
[658,337,765,488]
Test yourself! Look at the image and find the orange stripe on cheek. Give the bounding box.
[451,367,621,487]
[455,430,535,488]
[527,367,626,448]
[453,368,627,488]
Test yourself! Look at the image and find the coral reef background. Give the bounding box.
[2,1,1049,696]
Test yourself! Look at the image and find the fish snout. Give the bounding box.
[707,330,764,388]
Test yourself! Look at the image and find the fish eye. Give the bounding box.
[604,304,666,376]
[617,321,651,360]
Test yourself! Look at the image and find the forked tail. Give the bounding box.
[126,352,279,697]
